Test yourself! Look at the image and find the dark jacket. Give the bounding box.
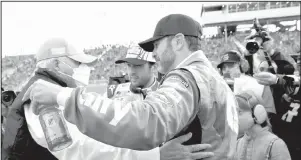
[2,68,67,160]
[271,51,295,75]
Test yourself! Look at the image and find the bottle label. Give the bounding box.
[43,111,65,142]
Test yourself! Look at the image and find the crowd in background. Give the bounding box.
[2,30,299,91]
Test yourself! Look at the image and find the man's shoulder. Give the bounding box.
[163,68,194,89]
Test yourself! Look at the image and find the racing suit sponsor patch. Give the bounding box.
[168,76,189,88]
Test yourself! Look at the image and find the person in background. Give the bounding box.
[217,50,276,124]
[232,30,294,76]
[235,90,291,160]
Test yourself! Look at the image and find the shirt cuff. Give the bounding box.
[136,147,160,160]
[57,87,74,107]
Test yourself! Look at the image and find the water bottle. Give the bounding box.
[39,106,73,152]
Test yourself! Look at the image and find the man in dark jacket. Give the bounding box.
[2,38,97,160]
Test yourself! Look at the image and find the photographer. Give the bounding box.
[232,18,294,76]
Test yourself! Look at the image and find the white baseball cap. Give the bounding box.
[115,46,156,65]
[36,38,97,64]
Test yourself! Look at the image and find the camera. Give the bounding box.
[1,88,17,107]
[246,18,271,54]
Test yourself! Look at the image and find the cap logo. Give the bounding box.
[137,49,149,60]
[126,47,146,60]
[124,46,156,63]
[51,47,67,55]
[222,54,229,61]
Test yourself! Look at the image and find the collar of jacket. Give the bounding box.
[159,50,209,84]
[245,126,269,139]
[176,50,209,69]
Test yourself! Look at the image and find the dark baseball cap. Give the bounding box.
[138,14,202,52]
[217,50,241,68]
[115,46,155,65]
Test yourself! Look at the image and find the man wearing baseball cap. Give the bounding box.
[2,38,97,160]
[23,14,237,159]
[112,45,158,99]
[217,50,276,135]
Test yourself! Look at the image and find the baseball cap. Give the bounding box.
[138,14,202,52]
[36,38,97,64]
[236,90,263,112]
[115,46,155,65]
[217,50,241,68]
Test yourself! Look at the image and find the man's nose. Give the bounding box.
[153,47,158,58]
[128,67,135,74]
[224,67,230,72]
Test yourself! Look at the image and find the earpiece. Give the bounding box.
[252,104,267,124]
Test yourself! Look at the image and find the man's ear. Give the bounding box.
[219,68,223,75]
[173,33,186,51]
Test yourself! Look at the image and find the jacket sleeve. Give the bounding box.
[62,71,197,150]
[24,103,160,160]
[270,139,291,160]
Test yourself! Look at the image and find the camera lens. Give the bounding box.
[3,94,12,102]
[1,91,16,106]
[246,42,260,54]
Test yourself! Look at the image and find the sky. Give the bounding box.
[2,2,207,57]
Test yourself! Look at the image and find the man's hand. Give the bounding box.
[254,72,278,86]
[160,132,214,160]
[22,79,63,114]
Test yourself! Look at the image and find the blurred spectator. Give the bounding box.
[235,90,291,160]
[217,50,276,117]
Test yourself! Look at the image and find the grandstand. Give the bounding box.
[202,2,300,38]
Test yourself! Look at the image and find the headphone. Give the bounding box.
[236,91,267,125]
[218,50,250,75]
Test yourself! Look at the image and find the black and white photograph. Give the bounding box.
[1,1,300,160]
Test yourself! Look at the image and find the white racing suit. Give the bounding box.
[24,82,160,160]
